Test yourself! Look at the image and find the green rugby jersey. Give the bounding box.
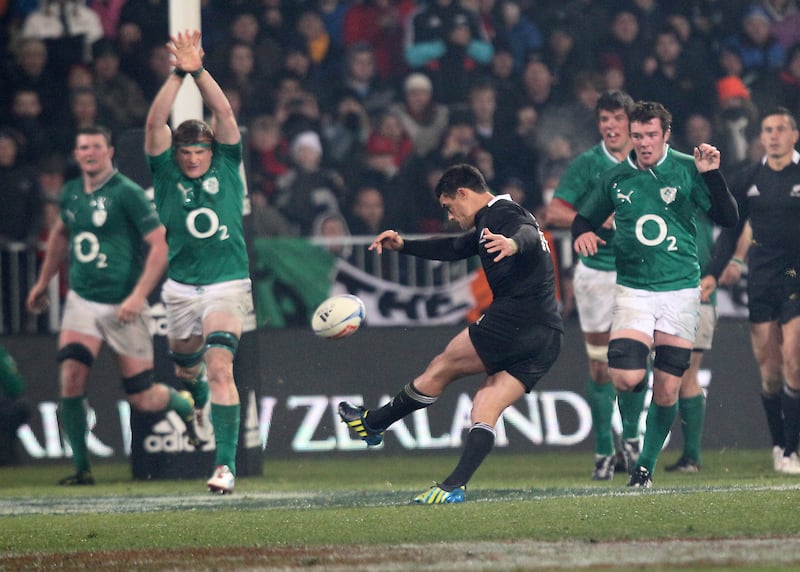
[147,142,249,285]
[579,147,713,292]
[60,171,162,304]
[553,142,621,271]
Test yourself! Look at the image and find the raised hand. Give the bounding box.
[168,29,204,73]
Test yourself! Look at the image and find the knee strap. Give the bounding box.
[122,369,155,395]
[653,345,692,377]
[205,331,239,356]
[169,349,205,368]
[607,339,650,370]
[56,343,94,367]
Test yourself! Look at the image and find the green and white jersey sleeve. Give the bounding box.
[147,142,250,285]
[60,172,162,304]
[553,142,621,271]
[580,147,712,292]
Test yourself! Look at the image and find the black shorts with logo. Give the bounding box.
[748,280,800,324]
[468,305,562,392]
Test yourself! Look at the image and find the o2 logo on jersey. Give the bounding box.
[635,214,677,251]
[73,231,109,268]
[185,208,230,241]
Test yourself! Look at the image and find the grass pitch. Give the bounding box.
[1,448,799,571]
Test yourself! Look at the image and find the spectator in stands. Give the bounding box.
[295,8,344,94]
[7,88,56,162]
[517,59,562,115]
[714,75,760,171]
[248,114,291,204]
[315,0,350,50]
[758,0,800,50]
[486,42,524,129]
[467,78,524,189]
[675,112,717,155]
[628,0,669,48]
[637,25,716,143]
[0,129,40,244]
[54,87,113,158]
[91,39,149,131]
[493,0,543,75]
[542,24,593,96]
[404,0,494,105]
[365,109,414,173]
[137,43,173,102]
[65,63,94,91]
[389,73,449,158]
[776,43,800,115]
[274,130,345,235]
[217,40,273,124]
[272,79,323,144]
[342,0,413,82]
[346,184,386,236]
[593,8,648,92]
[330,42,396,116]
[208,11,282,81]
[86,0,125,40]
[535,70,604,161]
[1,38,62,123]
[21,0,103,67]
[118,0,168,54]
[321,92,371,175]
[311,210,352,258]
[721,6,786,83]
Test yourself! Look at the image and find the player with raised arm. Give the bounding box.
[26,126,202,485]
[572,101,738,488]
[547,90,646,480]
[338,163,563,503]
[144,29,253,494]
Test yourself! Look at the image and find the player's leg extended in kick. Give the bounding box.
[339,328,484,446]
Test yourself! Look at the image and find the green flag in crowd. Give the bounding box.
[251,238,337,328]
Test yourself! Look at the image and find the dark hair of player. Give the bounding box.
[434,163,490,199]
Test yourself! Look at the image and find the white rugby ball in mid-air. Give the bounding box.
[311,294,366,339]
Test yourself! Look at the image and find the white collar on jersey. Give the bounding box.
[760,149,800,165]
[488,193,513,206]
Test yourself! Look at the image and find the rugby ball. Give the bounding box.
[311,294,366,339]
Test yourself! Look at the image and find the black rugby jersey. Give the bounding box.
[402,195,563,331]
[712,153,800,285]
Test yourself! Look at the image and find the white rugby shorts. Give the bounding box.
[611,284,701,343]
[573,260,616,333]
[61,290,154,360]
[161,278,254,339]
[693,303,717,351]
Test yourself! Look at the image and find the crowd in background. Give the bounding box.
[1,0,799,278]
